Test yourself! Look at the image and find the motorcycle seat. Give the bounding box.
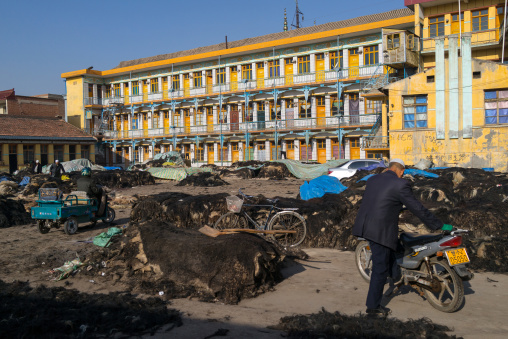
[400,232,444,248]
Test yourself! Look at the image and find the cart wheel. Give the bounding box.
[103,208,115,225]
[64,217,79,235]
[90,219,97,227]
[38,220,50,234]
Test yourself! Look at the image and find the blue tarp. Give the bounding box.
[19,176,30,186]
[103,166,123,170]
[357,160,386,171]
[0,176,14,183]
[404,169,439,178]
[300,175,348,201]
[429,167,449,170]
[358,174,376,182]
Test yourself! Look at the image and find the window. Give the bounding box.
[105,87,111,98]
[329,51,343,69]
[386,34,400,50]
[153,113,160,128]
[429,16,444,37]
[269,101,281,120]
[195,108,203,125]
[216,68,226,84]
[81,145,89,160]
[451,13,464,35]
[206,106,213,116]
[113,84,120,97]
[367,151,388,159]
[269,60,280,78]
[331,95,343,116]
[299,99,311,118]
[219,109,227,123]
[88,84,93,98]
[472,9,489,32]
[473,71,482,79]
[23,145,34,164]
[316,97,325,106]
[366,99,383,115]
[242,64,252,80]
[364,45,379,65]
[408,34,414,49]
[484,90,508,124]
[195,147,204,161]
[285,100,293,108]
[316,53,324,60]
[194,72,202,87]
[54,145,64,162]
[132,81,139,95]
[258,143,265,150]
[298,55,310,74]
[132,115,139,129]
[172,75,180,90]
[286,141,294,149]
[403,95,428,128]
[151,78,159,93]
[69,145,76,161]
[173,111,180,126]
[427,75,435,83]
[317,140,326,148]
[497,7,505,28]
[244,102,254,121]
[257,102,265,111]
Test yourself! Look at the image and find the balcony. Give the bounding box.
[422,28,500,53]
[103,114,379,140]
[84,64,387,107]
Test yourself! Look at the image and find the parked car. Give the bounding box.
[328,159,382,181]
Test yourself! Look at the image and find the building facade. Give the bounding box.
[62,8,417,167]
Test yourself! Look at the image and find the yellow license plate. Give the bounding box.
[445,248,470,266]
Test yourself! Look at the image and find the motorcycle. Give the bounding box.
[355,228,474,313]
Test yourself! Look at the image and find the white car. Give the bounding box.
[327,160,382,180]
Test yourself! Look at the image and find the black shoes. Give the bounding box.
[366,305,392,317]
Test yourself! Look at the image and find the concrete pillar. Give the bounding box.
[358,47,364,67]
[214,143,218,162]
[253,103,258,122]
[310,53,316,73]
[48,144,54,164]
[226,67,230,85]
[212,69,217,85]
[311,97,317,119]
[34,144,41,162]
[325,95,331,117]
[294,140,300,161]
[76,145,81,159]
[265,140,270,160]
[63,144,70,162]
[280,58,285,77]
[90,144,95,163]
[326,138,332,161]
[343,50,349,69]
[252,62,257,80]
[324,52,330,71]
[213,106,217,125]
[16,144,23,167]
[312,140,317,160]
[264,61,268,79]
[281,99,286,120]
[179,74,184,90]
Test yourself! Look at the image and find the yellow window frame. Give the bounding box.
[298,55,310,74]
[151,78,159,93]
[242,64,252,80]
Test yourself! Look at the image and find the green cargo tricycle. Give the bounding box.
[31,188,115,235]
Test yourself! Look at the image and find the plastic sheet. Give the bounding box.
[273,159,349,180]
[300,175,348,201]
[357,160,386,171]
[403,168,440,178]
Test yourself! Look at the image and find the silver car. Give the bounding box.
[328,159,382,180]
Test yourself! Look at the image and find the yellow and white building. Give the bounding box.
[62,8,417,167]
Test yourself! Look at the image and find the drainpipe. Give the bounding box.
[458,0,461,54]
[503,0,507,63]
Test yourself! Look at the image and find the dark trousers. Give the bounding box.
[366,241,396,309]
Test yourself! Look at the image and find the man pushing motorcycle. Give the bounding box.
[352,159,453,317]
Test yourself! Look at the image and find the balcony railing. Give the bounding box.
[102,114,379,140]
[422,28,499,52]
[361,135,389,149]
[84,64,387,106]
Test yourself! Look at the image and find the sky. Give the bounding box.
[1,0,404,96]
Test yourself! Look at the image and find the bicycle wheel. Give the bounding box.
[213,212,248,231]
[267,211,307,247]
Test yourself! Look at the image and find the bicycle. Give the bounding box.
[213,188,307,247]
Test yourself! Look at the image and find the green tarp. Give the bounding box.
[272,159,349,180]
[147,166,213,181]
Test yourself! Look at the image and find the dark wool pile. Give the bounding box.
[176,172,229,187]
[273,308,459,339]
[0,280,182,338]
[106,220,287,304]
[0,196,32,228]
[257,162,295,180]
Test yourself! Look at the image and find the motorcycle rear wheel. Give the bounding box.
[421,258,464,313]
[355,240,372,282]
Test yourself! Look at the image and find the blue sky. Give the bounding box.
[1,0,404,96]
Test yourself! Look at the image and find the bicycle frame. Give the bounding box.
[240,202,279,230]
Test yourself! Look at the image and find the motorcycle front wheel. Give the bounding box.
[355,240,372,282]
[421,258,464,313]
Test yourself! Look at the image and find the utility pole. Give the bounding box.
[291,0,304,29]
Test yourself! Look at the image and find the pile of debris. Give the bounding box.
[0,280,182,338]
[0,196,31,228]
[176,172,229,187]
[103,220,288,304]
[274,308,458,338]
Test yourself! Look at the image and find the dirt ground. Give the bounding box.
[1,178,507,338]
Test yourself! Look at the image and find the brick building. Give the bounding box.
[0,89,65,118]
[0,115,96,174]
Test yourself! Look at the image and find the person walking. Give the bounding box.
[34,160,42,174]
[352,158,452,317]
[49,159,65,178]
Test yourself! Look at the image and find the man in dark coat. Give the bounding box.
[49,160,65,178]
[352,159,449,316]
[34,160,42,174]
[76,167,105,216]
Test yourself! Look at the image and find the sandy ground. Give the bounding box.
[2,178,507,338]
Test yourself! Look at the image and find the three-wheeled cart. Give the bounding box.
[31,188,115,235]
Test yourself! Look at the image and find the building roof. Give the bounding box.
[115,8,414,69]
[0,116,96,142]
[0,89,15,100]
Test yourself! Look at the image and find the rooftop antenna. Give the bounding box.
[291,0,304,29]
